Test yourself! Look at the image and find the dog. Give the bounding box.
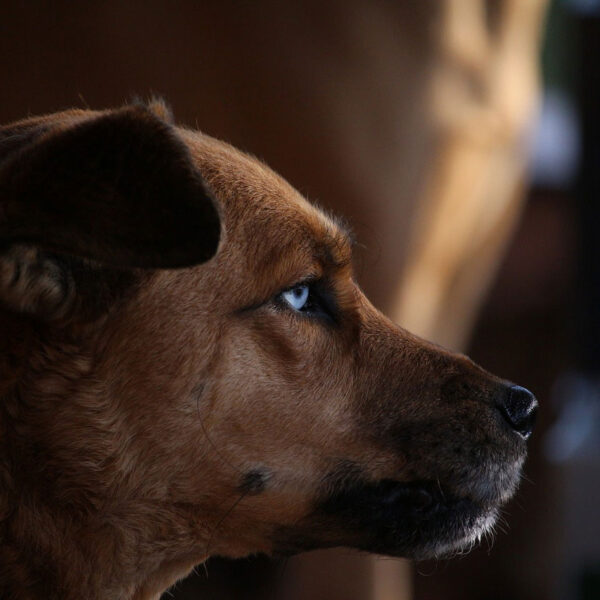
[0,101,537,600]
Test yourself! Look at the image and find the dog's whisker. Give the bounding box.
[196,394,244,476]
[201,560,209,579]
[76,92,90,110]
[520,472,534,485]
[204,489,251,559]
[436,477,445,500]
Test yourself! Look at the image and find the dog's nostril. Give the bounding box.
[499,385,538,439]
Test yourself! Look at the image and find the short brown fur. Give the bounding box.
[0,104,535,600]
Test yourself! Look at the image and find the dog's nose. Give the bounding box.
[498,385,538,439]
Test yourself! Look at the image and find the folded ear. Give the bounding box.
[0,104,221,319]
[0,104,220,268]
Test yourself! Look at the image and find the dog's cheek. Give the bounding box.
[203,316,357,477]
[248,316,300,368]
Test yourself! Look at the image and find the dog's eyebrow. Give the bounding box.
[329,215,356,249]
[314,226,354,270]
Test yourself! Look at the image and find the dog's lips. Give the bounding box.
[273,478,504,560]
[385,483,435,511]
[332,478,509,558]
[327,479,499,558]
[322,479,489,520]
[368,480,442,515]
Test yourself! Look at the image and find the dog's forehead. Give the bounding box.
[179,128,351,266]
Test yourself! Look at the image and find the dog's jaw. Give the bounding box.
[428,508,499,560]
[130,558,207,600]
[271,467,521,560]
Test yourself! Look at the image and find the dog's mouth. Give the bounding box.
[321,479,499,558]
[274,479,502,559]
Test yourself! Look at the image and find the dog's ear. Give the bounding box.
[0,104,221,319]
[0,104,220,268]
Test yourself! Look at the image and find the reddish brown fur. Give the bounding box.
[0,105,533,599]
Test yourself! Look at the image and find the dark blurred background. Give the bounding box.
[1,2,598,599]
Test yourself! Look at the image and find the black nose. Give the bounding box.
[498,385,538,439]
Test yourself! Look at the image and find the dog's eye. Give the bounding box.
[276,281,337,324]
[282,284,310,311]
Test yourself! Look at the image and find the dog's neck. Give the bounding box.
[1,510,201,600]
[0,317,206,600]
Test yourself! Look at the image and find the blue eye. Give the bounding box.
[277,281,338,324]
[282,284,309,311]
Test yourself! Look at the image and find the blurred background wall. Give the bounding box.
[1,1,598,599]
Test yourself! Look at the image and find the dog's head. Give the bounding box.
[0,104,536,594]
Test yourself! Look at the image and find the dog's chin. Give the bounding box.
[274,479,511,560]
[331,480,502,560]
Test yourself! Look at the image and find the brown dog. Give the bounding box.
[0,102,537,600]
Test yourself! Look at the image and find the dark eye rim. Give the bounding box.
[275,279,338,324]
